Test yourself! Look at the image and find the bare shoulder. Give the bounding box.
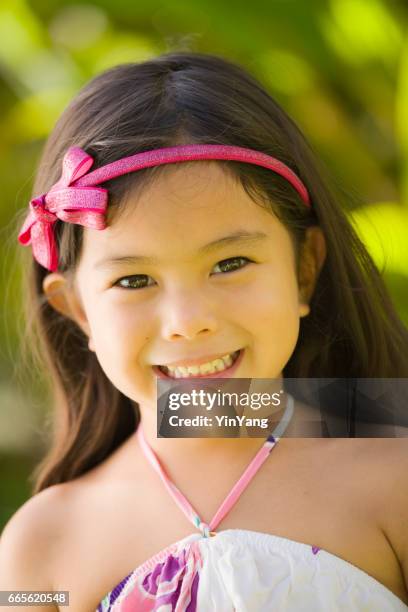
[355,437,408,482]
[322,437,407,514]
[372,439,408,562]
[348,438,408,593]
[330,436,407,464]
[0,483,72,602]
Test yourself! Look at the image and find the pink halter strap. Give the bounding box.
[136,394,294,538]
[18,144,311,272]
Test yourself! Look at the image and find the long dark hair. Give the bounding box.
[17,52,407,493]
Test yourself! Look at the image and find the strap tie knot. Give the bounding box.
[198,522,211,538]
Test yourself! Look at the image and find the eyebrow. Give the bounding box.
[94,231,269,270]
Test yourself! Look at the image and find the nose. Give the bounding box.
[160,288,218,341]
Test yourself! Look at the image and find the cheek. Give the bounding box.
[227,267,301,368]
[249,292,300,355]
[225,266,300,325]
[85,298,156,402]
[88,298,151,366]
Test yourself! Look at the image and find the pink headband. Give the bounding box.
[18,144,311,272]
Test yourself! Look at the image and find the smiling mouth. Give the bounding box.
[156,349,242,379]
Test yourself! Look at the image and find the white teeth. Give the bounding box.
[199,362,214,374]
[186,366,200,375]
[213,358,225,372]
[160,351,239,378]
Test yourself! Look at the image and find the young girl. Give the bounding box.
[0,52,407,611]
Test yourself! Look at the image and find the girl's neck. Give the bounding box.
[135,399,288,470]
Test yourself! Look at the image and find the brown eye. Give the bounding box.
[212,256,253,274]
[114,275,155,289]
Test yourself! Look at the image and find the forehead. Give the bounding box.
[80,161,287,262]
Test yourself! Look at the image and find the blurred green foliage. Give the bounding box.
[0,0,407,527]
[0,452,36,527]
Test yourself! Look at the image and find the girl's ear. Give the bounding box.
[298,226,326,317]
[42,273,93,345]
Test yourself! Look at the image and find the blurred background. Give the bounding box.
[1,0,407,530]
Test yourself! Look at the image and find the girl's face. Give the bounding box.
[47,163,316,409]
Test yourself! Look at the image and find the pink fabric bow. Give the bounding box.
[18,147,108,272]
